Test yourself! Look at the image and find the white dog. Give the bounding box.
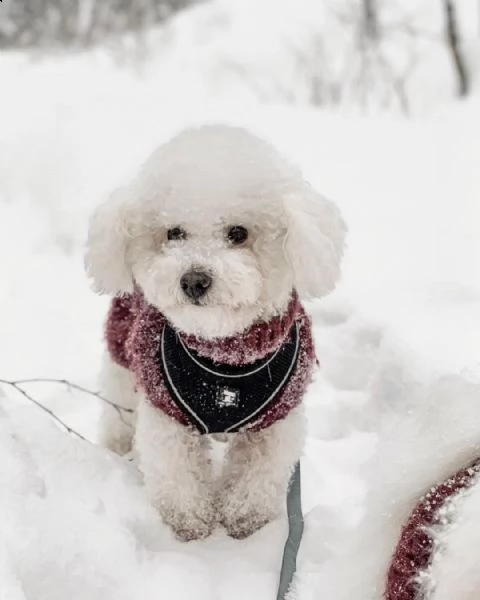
[85,125,346,541]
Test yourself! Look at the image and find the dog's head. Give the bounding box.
[86,125,346,338]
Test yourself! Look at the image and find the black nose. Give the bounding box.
[180,270,212,301]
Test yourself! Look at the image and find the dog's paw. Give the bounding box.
[221,510,274,539]
[162,507,217,542]
[99,419,134,456]
[103,434,133,456]
[173,521,212,542]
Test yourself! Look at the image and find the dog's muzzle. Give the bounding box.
[180,270,212,302]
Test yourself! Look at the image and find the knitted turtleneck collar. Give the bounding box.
[176,292,300,366]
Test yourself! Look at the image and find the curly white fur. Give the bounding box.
[86,124,346,540]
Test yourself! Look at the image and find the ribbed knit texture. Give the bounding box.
[105,289,316,432]
[386,460,480,600]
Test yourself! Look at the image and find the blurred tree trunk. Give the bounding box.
[76,0,96,42]
[363,0,379,41]
[443,0,470,96]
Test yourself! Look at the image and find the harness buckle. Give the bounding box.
[216,386,240,408]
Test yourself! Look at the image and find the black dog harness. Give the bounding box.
[160,321,300,434]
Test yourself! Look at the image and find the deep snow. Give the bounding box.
[0,0,480,598]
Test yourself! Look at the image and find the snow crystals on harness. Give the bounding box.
[160,321,300,434]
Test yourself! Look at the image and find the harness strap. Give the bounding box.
[277,461,304,600]
[160,321,300,434]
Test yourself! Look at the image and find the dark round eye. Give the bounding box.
[167,227,187,241]
[226,225,248,245]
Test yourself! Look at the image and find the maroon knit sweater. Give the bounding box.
[385,460,480,600]
[106,289,316,432]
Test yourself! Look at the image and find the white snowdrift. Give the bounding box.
[0,396,294,600]
[0,0,479,596]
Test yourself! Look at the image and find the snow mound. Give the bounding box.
[0,399,176,600]
[0,396,294,599]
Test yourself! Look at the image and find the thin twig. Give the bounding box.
[14,378,134,413]
[0,379,87,441]
[12,378,134,428]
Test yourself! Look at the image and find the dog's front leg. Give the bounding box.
[99,356,138,455]
[135,399,215,541]
[220,407,306,539]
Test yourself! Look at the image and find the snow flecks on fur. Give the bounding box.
[86,125,346,342]
[181,291,301,365]
[105,294,138,369]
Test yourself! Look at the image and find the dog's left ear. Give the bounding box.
[283,182,346,299]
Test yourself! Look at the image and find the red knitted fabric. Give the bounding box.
[105,290,316,432]
[180,294,301,366]
[105,294,138,369]
[385,460,480,600]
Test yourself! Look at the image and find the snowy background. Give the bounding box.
[0,0,479,598]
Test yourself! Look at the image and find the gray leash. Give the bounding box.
[276,461,304,600]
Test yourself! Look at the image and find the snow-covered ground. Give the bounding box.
[1,0,480,598]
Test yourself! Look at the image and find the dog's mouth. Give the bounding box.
[181,299,256,314]
[180,269,213,305]
[183,292,210,308]
[177,270,260,312]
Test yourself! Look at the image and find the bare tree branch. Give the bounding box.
[0,377,136,443]
[0,378,87,441]
[13,378,134,414]
[443,0,470,96]
[13,377,134,429]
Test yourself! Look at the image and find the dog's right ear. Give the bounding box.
[85,187,134,295]
[283,182,346,300]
